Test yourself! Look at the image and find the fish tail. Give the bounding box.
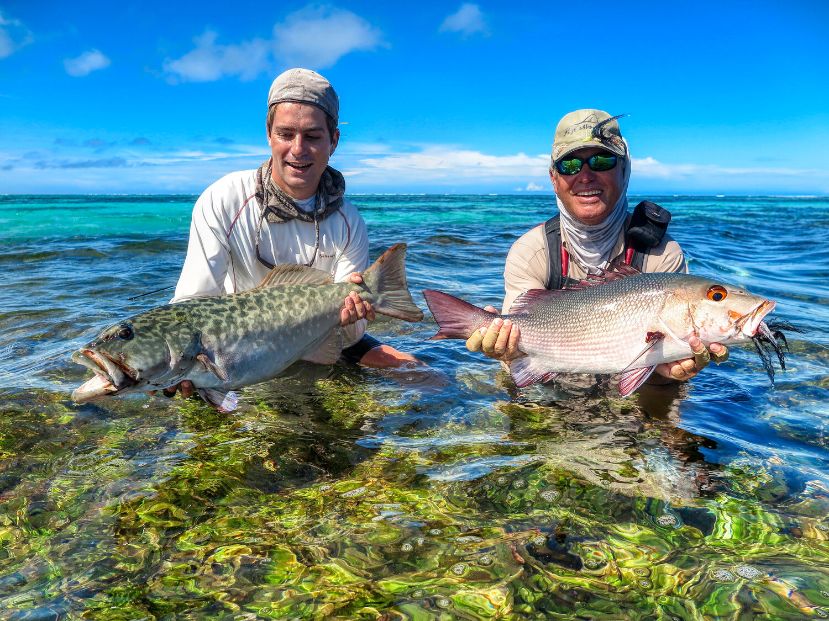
[363,244,424,322]
[422,289,498,340]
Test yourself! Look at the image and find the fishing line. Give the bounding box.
[127,284,175,301]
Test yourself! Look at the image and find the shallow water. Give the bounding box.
[1,194,828,619]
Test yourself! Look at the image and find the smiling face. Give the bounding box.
[550,147,625,225]
[267,102,340,200]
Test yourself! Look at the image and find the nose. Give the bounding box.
[289,134,307,157]
[574,165,596,182]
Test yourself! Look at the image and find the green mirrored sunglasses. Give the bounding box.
[555,152,618,176]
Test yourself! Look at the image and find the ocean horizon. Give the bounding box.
[3,192,828,197]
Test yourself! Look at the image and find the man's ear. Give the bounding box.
[330,128,340,156]
[549,168,559,193]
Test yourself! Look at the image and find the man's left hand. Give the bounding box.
[340,273,376,326]
[652,335,729,382]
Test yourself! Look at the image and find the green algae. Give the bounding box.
[0,380,828,619]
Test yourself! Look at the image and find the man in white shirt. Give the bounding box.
[166,68,417,398]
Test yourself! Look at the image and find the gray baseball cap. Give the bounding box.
[552,109,627,162]
[267,68,339,123]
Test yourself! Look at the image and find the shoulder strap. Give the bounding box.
[543,215,563,290]
[626,200,671,271]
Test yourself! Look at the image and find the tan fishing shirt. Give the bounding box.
[502,218,687,314]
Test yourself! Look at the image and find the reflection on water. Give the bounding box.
[1,195,828,618]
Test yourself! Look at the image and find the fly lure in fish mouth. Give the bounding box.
[751,319,800,382]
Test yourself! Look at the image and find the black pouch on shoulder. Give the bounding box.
[627,200,671,251]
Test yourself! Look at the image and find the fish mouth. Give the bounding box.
[71,349,138,403]
[733,300,776,337]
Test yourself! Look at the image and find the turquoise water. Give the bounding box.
[1,194,828,619]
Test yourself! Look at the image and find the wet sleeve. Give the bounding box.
[333,206,370,346]
[502,228,549,314]
[332,207,370,282]
[171,192,231,302]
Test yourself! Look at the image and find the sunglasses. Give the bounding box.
[554,152,618,176]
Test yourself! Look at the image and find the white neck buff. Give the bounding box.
[556,145,632,274]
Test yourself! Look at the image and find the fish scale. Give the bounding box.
[515,274,677,373]
[423,270,776,394]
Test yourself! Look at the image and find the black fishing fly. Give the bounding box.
[751,319,801,382]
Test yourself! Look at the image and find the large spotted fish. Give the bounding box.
[72,244,423,410]
[423,267,778,395]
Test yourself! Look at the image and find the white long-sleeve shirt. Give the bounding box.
[172,168,368,345]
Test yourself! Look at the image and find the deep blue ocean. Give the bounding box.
[0,194,828,619]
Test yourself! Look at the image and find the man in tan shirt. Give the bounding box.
[467,109,728,385]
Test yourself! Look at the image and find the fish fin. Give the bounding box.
[257,264,333,288]
[362,244,424,322]
[509,289,569,314]
[507,265,642,313]
[614,331,664,396]
[564,263,642,291]
[617,366,657,396]
[196,352,228,381]
[619,331,665,370]
[509,356,558,388]
[301,329,343,365]
[422,289,498,340]
[197,388,238,413]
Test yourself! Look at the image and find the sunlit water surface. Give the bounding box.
[1,194,828,619]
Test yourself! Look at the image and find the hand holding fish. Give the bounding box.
[651,336,730,383]
[465,307,524,362]
[340,273,376,326]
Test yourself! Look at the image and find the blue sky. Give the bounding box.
[1,1,827,195]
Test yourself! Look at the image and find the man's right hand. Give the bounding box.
[465,306,524,362]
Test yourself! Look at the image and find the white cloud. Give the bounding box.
[439,4,489,37]
[162,7,383,83]
[5,139,828,194]
[163,31,270,83]
[273,6,385,68]
[63,49,111,77]
[341,145,547,185]
[631,156,819,180]
[139,144,267,165]
[0,11,32,59]
[338,146,829,191]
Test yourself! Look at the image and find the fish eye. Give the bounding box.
[707,285,728,302]
[117,324,134,340]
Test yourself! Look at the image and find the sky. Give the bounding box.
[1,1,828,195]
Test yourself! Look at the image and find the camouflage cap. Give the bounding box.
[551,109,627,163]
[267,68,339,123]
